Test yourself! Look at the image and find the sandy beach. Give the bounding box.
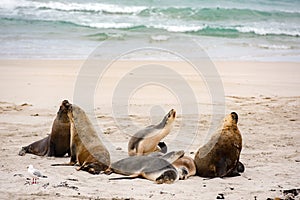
[0,59,299,200]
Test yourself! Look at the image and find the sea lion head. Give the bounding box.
[57,100,71,121]
[66,104,86,121]
[58,100,71,115]
[161,109,176,126]
[177,166,189,180]
[231,112,238,123]
[223,112,238,127]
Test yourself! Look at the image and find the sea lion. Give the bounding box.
[128,109,176,156]
[194,112,243,177]
[172,156,196,180]
[56,103,110,174]
[148,151,196,180]
[108,151,184,184]
[18,100,71,157]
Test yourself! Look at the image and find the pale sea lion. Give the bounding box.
[172,156,196,180]
[194,112,243,177]
[108,151,184,184]
[19,100,71,157]
[148,151,196,180]
[67,104,110,174]
[128,109,176,156]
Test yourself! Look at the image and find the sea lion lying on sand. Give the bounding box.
[107,151,184,184]
[148,151,196,180]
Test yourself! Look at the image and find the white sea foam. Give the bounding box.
[87,22,134,29]
[3,0,147,14]
[151,24,206,33]
[0,0,28,10]
[0,0,299,61]
[236,26,300,37]
[258,44,292,50]
[150,35,170,41]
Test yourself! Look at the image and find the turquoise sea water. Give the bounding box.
[0,0,299,61]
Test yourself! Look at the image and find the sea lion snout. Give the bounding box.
[58,100,72,116]
[165,109,176,120]
[172,110,176,118]
[61,100,72,112]
[167,109,176,119]
[62,100,71,108]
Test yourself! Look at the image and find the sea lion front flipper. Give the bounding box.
[154,169,178,184]
[216,157,228,177]
[47,140,56,157]
[157,142,167,153]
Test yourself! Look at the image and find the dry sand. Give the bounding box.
[0,60,299,200]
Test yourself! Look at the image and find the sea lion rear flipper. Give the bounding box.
[51,162,76,166]
[19,136,50,156]
[226,161,245,177]
[109,174,139,181]
[236,161,245,173]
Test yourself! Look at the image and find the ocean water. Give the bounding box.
[0,0,299,61]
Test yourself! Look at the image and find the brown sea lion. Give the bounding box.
[194,112,243,177]
[53,104,110,174]
[18,100,71,157]
[128,109,176,156]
